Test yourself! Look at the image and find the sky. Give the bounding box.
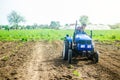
[0,0,120,25]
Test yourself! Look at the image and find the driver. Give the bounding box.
[76,25,86,34]
[73,24,87,42]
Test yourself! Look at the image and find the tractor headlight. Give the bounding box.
[87,45,91,48]
[81,45,85,48]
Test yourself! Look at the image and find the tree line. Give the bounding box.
[0,23,61,30]
[0,11,89,30]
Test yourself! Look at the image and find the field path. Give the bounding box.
[17,42,57,80]
[25,43,43,80]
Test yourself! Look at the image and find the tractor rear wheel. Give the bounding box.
[92,51,99,63]
[62,41,69,60]
[68,49,72,64]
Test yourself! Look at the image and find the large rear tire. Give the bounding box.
[68,49,72,64]
[62,41,69,60]
[92,51,99,63]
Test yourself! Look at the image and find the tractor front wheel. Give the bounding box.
[62,41,69,60]
[92,51,99,63]
[68,49,72,64]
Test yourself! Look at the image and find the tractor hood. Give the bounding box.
[75,34,92,41]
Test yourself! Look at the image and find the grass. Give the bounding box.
[0,29,120,42]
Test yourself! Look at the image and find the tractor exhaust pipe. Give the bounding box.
[75,20,78,31]
[90,30,92,38]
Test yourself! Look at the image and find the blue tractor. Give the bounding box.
[62,22,99,64]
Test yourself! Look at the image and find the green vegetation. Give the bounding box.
[1,55,9,61]
[86,30,120,41]
[0,29,73,41]
[73,70,80,76]
[0,29,120,42]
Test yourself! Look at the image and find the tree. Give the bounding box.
[4,25,9,30]
[79,15,89,26]
[7,11,25,29]
[109,23,120,29]
[50,21,60,29]
[0,25,2,29]
[65,24,69,27]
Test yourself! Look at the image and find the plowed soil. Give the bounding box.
[0,41,120,80]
